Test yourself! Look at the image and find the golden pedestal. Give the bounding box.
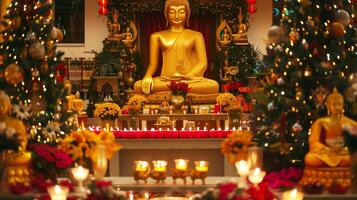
[300,166,351,188]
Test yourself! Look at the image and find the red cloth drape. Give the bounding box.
[139,12,216,78]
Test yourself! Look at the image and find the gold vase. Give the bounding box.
[171,95,185,112]
[93,145,107,179]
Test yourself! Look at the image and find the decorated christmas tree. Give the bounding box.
[0,0,75,144]
[254,0,357,170]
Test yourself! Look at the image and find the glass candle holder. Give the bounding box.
[152,160,167,172]
[71,165,89,193]
[133,161,150,184]
[172,159,189,184]
[235,160,251,188]
[282,189,304,200]
[195,161,209,172]
[175,159,188,171]
[248,167,265,185]
[93,144,107,179]
[47,185,69,200]
[191,161,209,185]
[151,160,167,183]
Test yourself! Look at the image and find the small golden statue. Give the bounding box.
[107,10,121,38]
[300,88,357,188]
[134,0,219,95]
[0,91,32,190]
[64,80,75,111]
[73,91,87,117]
[232,8,248,44]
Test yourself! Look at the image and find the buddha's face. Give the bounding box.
[167,5,187,28]
[327,98,344,116]
[0,100,10,116]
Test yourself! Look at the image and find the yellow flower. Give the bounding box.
[128,95,147,105]
[94,102,121,119]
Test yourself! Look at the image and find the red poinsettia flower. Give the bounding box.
[54,63,67,83]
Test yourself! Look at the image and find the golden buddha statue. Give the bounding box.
[72,91,87,117]
[64,80,75,111]
[305,88,357,167]
[107,9,121,37]
[0,91,31,188]
[134,0,219,95]
[232,8,248,44]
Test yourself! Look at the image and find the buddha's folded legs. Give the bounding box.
[305,152,351,167]
[134,77,219,94]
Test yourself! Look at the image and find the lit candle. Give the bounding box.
[235,160,250,177]
[183,110,187,114]
[235,160,250,188]
[248,168,265,185]
[175,159,188,171]
[71,165,89,193]
[282,189,304,200]
[135,161,149,172]
[195,161,209,172]
[47,185,69,200]
[152,160,167,172]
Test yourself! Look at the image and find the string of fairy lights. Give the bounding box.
[0,0,74,144]
[254,0,356,166]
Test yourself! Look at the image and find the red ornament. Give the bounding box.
[97,0,108,7]
[247,5,257,14]
[98,7,108,15]
[247,0,256,5]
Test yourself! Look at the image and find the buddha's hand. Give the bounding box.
[172,73,190,80]
[142,76,154,94]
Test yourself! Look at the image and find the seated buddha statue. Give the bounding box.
[0,91,31,188]
[232,8,248,43]
[134,0,219,95]
[305,88,357,167]
[64,80,75,111]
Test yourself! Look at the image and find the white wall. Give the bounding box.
[59,0,272,58]
[247,0,272,53]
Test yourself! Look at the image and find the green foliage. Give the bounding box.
[0,0,74,144]
[255,0,357,169]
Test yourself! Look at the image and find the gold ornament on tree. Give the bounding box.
[29,42,45,60]
[267,25,284,44]
[39,59,49,74]
[289,28,300,42]
[329,22,345,37]
[4,63,24,85]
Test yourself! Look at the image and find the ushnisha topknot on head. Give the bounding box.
[164,0,191,26]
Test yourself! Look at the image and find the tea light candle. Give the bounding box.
[71,165,89,181]
[235,160,250,177]
[175,159,188,171]
[282,189,304,200]
[47,185,69,200]
[248,168,265,185]
[71,165,89,193]
[152,160,167,172]
[135,161,149,172]
[235,160,250,188]
[195,161,209,172]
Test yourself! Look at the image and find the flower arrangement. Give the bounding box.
[221,130,254,164]
[30,144,73,181]
[94,102,121,120]
[168,80,190,96]
[216,93,236,107]
[0,122,19,152]
[127,94,148,106]
[58,129,121,168]
[263,167,302,189]
[192,181,275,200]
